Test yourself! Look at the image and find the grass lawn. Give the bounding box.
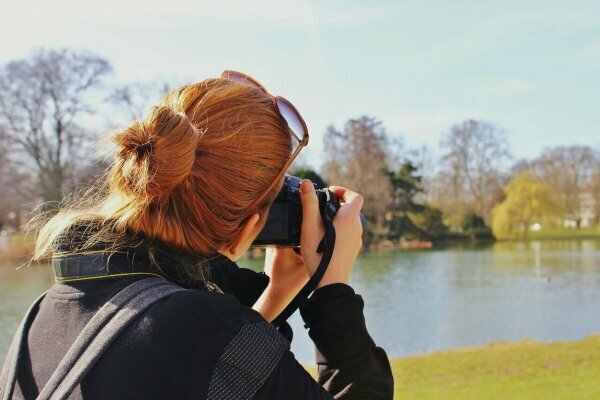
[528,227,600,240]
[305,335,600,399]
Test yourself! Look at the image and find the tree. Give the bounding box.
[0,124,36,231]
[491,171,564,239]
[460,212,493,240]
[439,120,511,222]
[0,48,112,206]
[289,167,327,189]
[0,125,8,183]
[408,145,435,204]
[107,81,172,124]
[591,148,600,226]
[460,212,487,232]
[0,126,11,228]
[322,116,394,231]
[527,145,598,228]
[385,161,425,239]
[388,162,423,212]
[409,205,448,239]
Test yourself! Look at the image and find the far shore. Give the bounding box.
[2,228,600,265]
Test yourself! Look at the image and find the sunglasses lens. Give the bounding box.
[276,99,306,143]
[223,71,307,148]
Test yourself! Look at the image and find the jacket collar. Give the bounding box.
[52,224,229,291]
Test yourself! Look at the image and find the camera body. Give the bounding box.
[252,175,340,247]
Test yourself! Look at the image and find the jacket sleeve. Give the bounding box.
[208,257,270,307]
[252,284,394,399]
[252,351,333,399]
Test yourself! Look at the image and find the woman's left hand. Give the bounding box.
[252,248,309,322]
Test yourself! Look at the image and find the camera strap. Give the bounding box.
[271,197,337,328]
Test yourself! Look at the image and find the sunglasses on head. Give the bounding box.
[221,70,310,210]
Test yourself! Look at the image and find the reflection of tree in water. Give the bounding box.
[491,239,600,280]
[493,239,600,253]
[352,250,426,288]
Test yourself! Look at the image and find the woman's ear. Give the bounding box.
[218,213,261,260]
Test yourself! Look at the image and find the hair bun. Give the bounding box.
[112,106,201,201]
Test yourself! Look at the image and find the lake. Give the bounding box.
[1,239,600,364]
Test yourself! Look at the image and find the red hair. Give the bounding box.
[35,78,292,258]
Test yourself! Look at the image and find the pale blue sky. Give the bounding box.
[1,0,599,168]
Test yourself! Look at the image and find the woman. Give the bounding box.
[0,71,393,399]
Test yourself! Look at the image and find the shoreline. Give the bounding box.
[3,232,600,266]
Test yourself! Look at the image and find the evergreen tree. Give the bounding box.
[386,161,425,239]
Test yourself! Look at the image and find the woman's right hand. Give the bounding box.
[299,179,364,289]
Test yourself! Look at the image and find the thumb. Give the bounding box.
[299,179,325,275]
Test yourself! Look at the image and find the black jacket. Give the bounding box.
[1,244,394,399]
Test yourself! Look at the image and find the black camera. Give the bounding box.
[252,175,367,247]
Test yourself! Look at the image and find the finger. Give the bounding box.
[263,247,275,274]
[329,185,364,211]
[300,179,320,224]
[300,179,324,248]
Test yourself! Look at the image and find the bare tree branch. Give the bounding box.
[322,116,394,231]
[528,145,598,227]
[439,120,511,222]
[0,48,112,207]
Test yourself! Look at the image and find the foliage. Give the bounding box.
[442,212,464,232]
[519,145,599,228]
[387,162,424,213]
[385,161,425,239]
[492,171,564,239]
[289,168,327,189]
[461,212,494,240]
[461,212,486,231]
[409,205,448,239]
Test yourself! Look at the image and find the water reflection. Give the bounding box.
[2,239,600,364]
[291,239,600,362]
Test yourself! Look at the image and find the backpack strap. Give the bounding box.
[1,277,184,400]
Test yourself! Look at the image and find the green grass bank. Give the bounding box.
[305,335,600,399]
